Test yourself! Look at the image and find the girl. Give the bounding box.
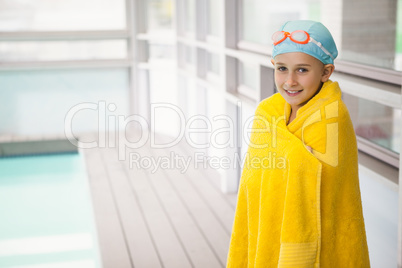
[227,20,370,268]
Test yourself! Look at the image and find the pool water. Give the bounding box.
[0,153,102,268]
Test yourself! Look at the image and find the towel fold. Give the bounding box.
[227,80,370,267]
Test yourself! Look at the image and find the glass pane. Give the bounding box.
[241,0,402,72]
[0,68,129,136]
[148,0,173,32]
[185,0,196,34]
[0,0,126,31]
[397,0,402,70]
[185,45,196,67]
[0,40,127,62]
[344,94,401,154]
[207,0,221,37]
[242,0,304,45]
[149,43,175,62]
[207,52,220,74]
[240,62,258,90]
[341,0,402,71]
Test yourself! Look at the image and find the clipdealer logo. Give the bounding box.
[128,151,286,174]
[64,101,249,160]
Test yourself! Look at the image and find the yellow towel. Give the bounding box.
[227,80,370,267]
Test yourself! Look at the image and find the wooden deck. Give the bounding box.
[81,132,238,268]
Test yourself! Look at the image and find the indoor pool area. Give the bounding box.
[1,0,402,267]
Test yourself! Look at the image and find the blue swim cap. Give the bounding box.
[272,20,338,65]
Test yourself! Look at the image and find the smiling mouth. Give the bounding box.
[284,89,303,96]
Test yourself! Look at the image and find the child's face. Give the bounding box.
[271,52,333,110]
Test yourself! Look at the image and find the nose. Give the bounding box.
[284,73,297,89]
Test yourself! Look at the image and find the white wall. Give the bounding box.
[359,165,398,268]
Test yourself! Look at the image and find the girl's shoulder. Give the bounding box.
[255,93,286,117]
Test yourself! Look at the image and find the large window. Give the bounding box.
[0,68,130,135]
[0,0,128,64]
[0,0,131,137]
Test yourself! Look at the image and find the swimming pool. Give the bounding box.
[0,153,102,268]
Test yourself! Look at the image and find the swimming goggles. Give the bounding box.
[272,30,335,60]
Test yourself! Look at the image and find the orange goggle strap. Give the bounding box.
[272,30,335,60]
